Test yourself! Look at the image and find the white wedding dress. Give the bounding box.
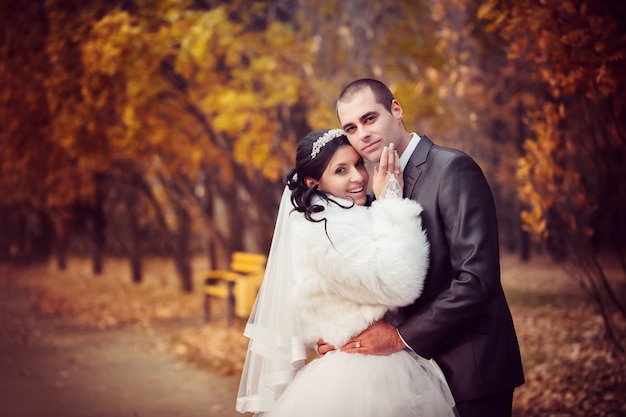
[237,191,457,417]
[263,348,455,417]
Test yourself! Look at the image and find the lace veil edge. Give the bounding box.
[236,187,308,414]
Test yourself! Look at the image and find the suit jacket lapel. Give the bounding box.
[403,135,433,198]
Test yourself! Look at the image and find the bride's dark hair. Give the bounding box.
[286,129,355,223]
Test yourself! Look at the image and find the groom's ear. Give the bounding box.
[391,99,403,121]
[304,177,318,189]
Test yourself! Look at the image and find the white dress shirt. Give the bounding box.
[400,132,421,170]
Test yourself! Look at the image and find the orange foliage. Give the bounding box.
[479,0,625,240]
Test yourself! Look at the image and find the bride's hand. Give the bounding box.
[317,339,335,356]
[372,142,403,199]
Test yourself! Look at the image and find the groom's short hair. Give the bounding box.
[337,78,395,114]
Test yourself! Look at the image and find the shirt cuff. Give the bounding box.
[397,328,413,351]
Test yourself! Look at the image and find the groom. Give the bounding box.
[321,78,525,417]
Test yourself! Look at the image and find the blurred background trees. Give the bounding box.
[479,0,626,351]
[1,0,624,346]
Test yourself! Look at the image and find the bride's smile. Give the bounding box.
[316,145,369,205]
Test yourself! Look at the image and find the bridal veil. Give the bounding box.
[236,187,308,414]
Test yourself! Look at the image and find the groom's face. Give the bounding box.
[337,87,404,163]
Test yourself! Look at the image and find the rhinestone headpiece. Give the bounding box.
[311,129,346,159]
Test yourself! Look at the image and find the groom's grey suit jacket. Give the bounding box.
[398,135,525,403]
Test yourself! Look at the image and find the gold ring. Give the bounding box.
[355,341,361,348]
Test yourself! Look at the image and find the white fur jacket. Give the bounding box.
[289,196,429,349]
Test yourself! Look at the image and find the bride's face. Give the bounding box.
[317,145,369,205]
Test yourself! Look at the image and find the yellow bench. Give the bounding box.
[203,251,267,326]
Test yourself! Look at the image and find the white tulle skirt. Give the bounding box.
[257,349,458,417]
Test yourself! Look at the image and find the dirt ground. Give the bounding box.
[1,254,624,417]
[0,281,241,417]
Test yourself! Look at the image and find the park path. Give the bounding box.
[0,280,242,417]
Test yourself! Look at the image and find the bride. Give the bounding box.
[236,129,457,417]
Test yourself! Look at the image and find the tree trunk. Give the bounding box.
[519,226,531,262]
[513,100,532,262]
[175,204,193,293]
[202,178,219,270]
[15,213,27,265]
[220,181,243,254]
[127,193,143,284]
[91,182,106,275]
[56,226,68,271]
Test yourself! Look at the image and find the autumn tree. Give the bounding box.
[75,0,317,289]
[3,0,530,297]
[480,0,626,351]
[0,0,322,289]
[0,0,81,268]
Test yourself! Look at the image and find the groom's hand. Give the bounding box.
[341,320,405,355]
